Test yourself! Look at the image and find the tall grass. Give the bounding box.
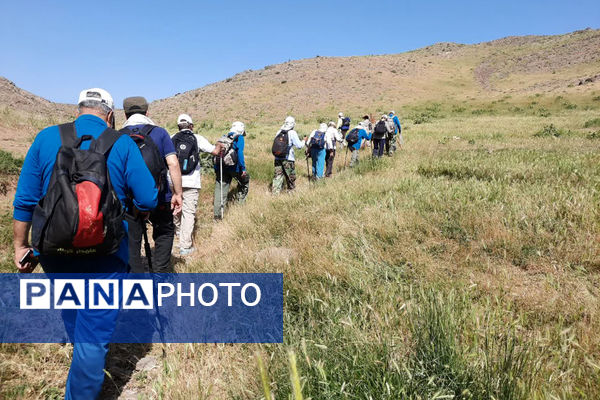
[2,102,600,398]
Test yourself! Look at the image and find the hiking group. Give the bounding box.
[11,87,402,399]
[271,110,402,191]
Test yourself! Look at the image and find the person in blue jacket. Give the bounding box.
[13,88,158,400]
[388,110,402,155]
[348,121,372,167]
[214,121,249,219]
[306,123,328,179]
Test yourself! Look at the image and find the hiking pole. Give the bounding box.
[343,146,348,170]
[219,156,225,219]
[305,152,311,184]
[142,221,153,272]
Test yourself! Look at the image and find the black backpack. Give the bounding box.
[172,130,199,174]
[120,125,167,193]
[341,117,351,130]
[309,131,326,150]
[373,120,388,139]
[346,128,360,147]
[272,130,289,158]
[31,123,125,256]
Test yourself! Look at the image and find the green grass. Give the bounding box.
[584,118,600,128]
[3,99,600,399]
[0,149,23,175]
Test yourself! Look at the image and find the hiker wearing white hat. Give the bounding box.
[271,116,307,194]
[13,87,158,399]
[306,123,329,179]
[213,121,249,219]
[171,114,223,254]
[324,121,343,177]
[387,111,402,155]
[336,112,351,136]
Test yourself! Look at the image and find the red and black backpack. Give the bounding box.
[31,123,125,256]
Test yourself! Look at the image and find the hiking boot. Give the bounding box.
[180,247,195,256]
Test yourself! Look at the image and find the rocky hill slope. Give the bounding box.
[149,28,600,126]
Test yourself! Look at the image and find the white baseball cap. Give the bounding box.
[78,88,114,110]
[389,110,396,115]
[338,112,344,117]
[231,121,245,135]
[177,113,193,124]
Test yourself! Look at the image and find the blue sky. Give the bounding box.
[1,0,598,106]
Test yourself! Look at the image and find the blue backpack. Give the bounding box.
[310,131,326,150]
[341,117,351,130]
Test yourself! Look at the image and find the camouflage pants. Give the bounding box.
[349,149,360,167]
[386,134,397,155]
[272,159,296,194]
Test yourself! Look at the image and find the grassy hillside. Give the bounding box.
[2,93,600,398]
[1,29,600,399]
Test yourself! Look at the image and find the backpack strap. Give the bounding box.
[139,124,155,136]
[58,123,77,148]
[93,128,124,155]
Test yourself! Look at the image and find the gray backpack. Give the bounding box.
[217,132,243,166]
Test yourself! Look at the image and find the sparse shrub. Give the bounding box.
[411,103,442,124]
[593,96,600,101]
[0,149,23,175]
[584,118,600,128]
[451,106,466,113]
[533,124,569,138]
[536,107,551,117]
[587,131,600,139]
[472,108,495,115]
[562,101,577,110]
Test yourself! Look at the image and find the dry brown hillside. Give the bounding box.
[149,28,600,127]
[1,28,599,154]
[0,77,74,154]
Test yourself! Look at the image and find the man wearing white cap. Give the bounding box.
[171,114,223,255]
[271,116,307,194]
[213,121,249,219]
[13,88,158,399]
[388,110,402,155]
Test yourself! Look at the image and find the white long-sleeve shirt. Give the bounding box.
[275,129,305,162]
[325,126,343,150]
[169,130,215,189]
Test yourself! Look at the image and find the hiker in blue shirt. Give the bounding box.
[348,121,372,167]
[13,88,158,400]
[306,123,328,179]
[214,121,249,219]
[121,96,183,273]
[388,111,402,155]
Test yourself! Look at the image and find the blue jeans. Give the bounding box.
[310,148,326,179]
[372,139,385,158]
[40,255,127,400]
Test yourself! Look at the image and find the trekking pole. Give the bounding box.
[142,221,153,272]
[219,156,225,219]
[343,146,348,170]
[306,152,311,184]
